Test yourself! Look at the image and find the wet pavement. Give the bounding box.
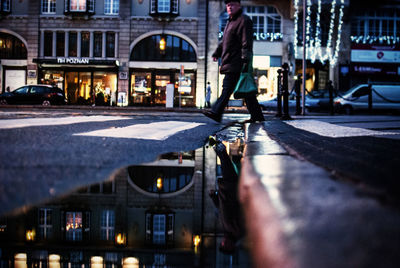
[1,107,400,267]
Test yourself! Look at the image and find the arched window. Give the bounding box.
[131,34,196,62]
[128,165,194,194]
[0,33,27,59]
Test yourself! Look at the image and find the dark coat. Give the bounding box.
[212,8,253,74]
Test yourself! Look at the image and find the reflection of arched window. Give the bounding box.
[219,6,282,41]
[128,165,194,193]
[131,34,196,62]
[0,33,27,59]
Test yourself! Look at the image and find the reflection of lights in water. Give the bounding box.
[122,257,139,268]
[66,222,82,231]
[25,230,35,241]
[49,255,61,268]
[156,177,163,191]
[91,256,104,268]
[14,253,27,268]
[116,233,126,245]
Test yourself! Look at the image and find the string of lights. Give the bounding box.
[294,0,345,66]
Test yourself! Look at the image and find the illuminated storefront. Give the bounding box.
[129,34,197,107]
[34,58,118,105]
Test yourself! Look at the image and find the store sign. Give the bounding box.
[352,64,399,76]
[351,50,400,63]
[57,57,90,64]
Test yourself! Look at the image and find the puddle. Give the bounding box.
[0,125,251,267]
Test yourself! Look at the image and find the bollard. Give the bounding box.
[276,69,283,117]
[281,63,292,120]
[328,80,334,115]
[368,83,373,113]
[295,76,302,115]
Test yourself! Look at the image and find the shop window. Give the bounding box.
[69,32,78,57]
[145,212,174,246]
[0,0,10,14]
[131,34,196,62]
[93,32,102,57]
[0,33,27,59]
[65,0,95,14]
[150,0,178,16]
[94,72,117,106]
[41,0,56,14]
[104,0,119,15]
[101,210,115,241]
[81,32,90,57]
[38,208,53,240]
[44,32,53,57]
[130,72,152,105]
[56,32,65,57]
[106,32,115,58]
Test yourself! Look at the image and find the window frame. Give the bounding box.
[41,0,56,14]
[104,0,119,15]
[145,212,174,246]
[100,210,115,241]
[149,0,179,16]
[38,208,53,240]
[64,0,95,14]
[0,0,11,14]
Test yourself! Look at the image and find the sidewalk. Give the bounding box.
[239,118,400,268]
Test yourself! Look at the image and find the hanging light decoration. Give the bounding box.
[294,0,345,66]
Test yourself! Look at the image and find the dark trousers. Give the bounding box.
[215,145,244,241]
[212,73,264,121]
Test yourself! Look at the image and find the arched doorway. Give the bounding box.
[0,32,28,92]
[129,34,197,107]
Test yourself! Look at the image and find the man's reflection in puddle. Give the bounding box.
[208,136,244,255]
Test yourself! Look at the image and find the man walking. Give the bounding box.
[203,0,264,123]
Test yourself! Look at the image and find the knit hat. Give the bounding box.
[224,0,240,4]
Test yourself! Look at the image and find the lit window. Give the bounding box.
[41,0,56,14]
[38,208,53,240]
[350,8,400,45]
[104,0,119,15]
[65,0,95,14]
[101,210,115,241]
[65,212,83,241]
[150,0,179,16]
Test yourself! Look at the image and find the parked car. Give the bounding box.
[259,93,297,111]
[334,83,400,114]
[305,91,333,112]
[0,85,66,106]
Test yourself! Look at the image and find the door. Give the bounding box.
[65,72,79,104]
[154,72,170,105]
[5,69,26,92]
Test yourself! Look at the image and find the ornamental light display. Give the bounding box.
[294,0,345,66]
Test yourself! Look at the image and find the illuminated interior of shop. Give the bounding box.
[63,72,117,105]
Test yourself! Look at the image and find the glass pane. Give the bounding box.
[44,32,53,57]
[69,32,77,57]
[93,32,102,57]
[56,32,65,57]
[81,32,90,57]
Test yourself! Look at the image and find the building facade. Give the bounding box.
[2,0,397,107]
[0,0,205,107]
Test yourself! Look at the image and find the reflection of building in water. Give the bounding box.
[0,146,250,267]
